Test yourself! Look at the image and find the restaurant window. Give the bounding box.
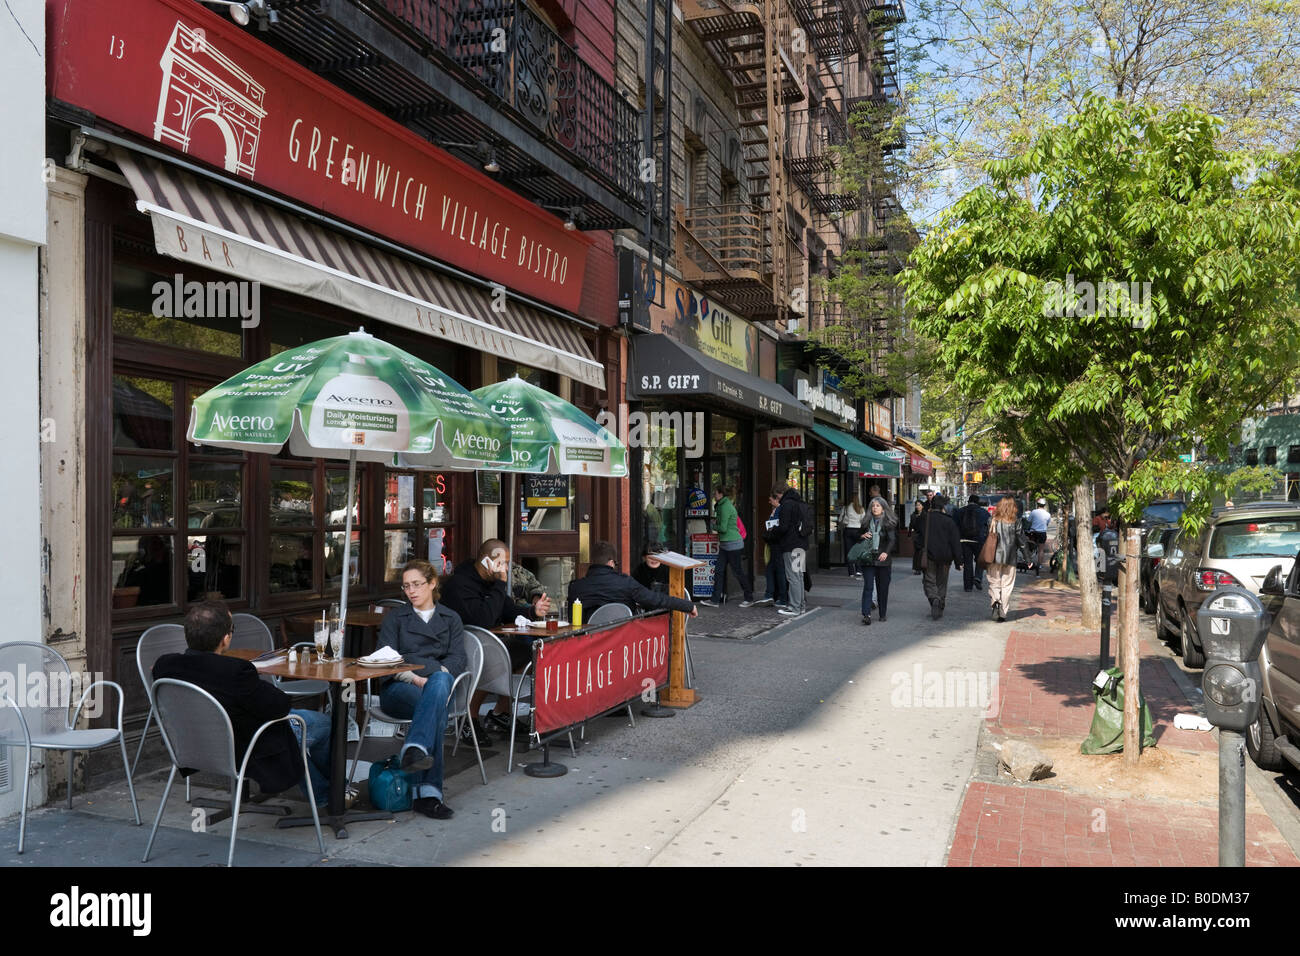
[267,459,363,596]
[112,373,248,612]
[112,261,243,358]
[497,360,557,392]
[638,409,680,554]
[381,470,455,584]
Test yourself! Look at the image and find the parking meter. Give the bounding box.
[1196,587,1268,731]
[1097,530,1120,584]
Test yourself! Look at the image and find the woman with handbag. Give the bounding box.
[839,495,866,577]
[850,496,897,625]
[983,495,1026,622]
[908,500,926,574]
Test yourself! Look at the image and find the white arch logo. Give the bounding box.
[153,22,267,179]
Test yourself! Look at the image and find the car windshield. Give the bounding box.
[1142,502,1185,524]
[1209,519,1300,559]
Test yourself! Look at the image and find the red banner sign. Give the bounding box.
[532,615,670,735]
[909,454,933,476]
[48,0,591,312]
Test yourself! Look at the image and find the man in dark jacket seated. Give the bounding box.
[569,541,699,618]
[920,495,964,619]
[441,539,552,739]
[153,600,331,806]
[632,544,671,593]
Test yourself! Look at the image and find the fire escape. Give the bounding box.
[676,0,805,322]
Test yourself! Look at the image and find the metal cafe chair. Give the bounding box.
[132,623,187,777]
[0,642,141,854]
[582,604,636,730]
[143,678,324,867]
[470,626,578,772]
[346,632,487,787]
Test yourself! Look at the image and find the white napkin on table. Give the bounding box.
[359,645,403,664]
[514,615,532,628]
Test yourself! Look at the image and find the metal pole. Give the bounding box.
[1219,729,1246,866]
[1099,583,1113,671]
[339,448,357,636]
[507,471,516,594]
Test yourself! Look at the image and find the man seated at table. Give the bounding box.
[378,559,465,820]
[441,539,551,739]
[153,600,331,807]
[632,544,671,593]
[569,540,699,619]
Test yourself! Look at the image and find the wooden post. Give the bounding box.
[660,564,698,707]
[1121,528,1142,764]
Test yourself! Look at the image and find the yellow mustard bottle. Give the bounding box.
[571,598,583,627]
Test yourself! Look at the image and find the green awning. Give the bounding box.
[811,423,901,478]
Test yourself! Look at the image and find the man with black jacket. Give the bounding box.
[569,541,698,618]
[920,495,964,619]
[153,600,331,805]
[441,538,552,739]
[773,483,812,617]
[955,495,991,592]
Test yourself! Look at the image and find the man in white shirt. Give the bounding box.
[1027,498,1052,575]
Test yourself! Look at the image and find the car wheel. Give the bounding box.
[1180,613,1205,669]
[1141,580,1155,614]
[1247,708,1286,771]
[1155,598,1171,639]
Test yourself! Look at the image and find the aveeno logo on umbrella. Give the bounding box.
[324,394,396,406]
[211,411,275,432]
[451,429,502,453]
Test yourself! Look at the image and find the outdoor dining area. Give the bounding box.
[0,327,700,864]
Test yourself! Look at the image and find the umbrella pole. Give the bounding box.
[339,448,357,637]
[507,471,516,595]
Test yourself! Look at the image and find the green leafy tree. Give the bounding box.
[902,98,1300,761]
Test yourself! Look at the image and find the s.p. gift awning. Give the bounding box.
[112,147,605,390]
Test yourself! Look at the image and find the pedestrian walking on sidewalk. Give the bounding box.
[956,495,990,592]
[839,495,866,577]
[858,496,896,625]
[703,485,754,607]
[757,491,789,607]
[773,482,811,616]
[1027,498,1051,575]
[987,495,1027,622]
[909,500,926,574]
[920,495,962,619]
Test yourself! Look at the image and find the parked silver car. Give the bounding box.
[1247,554,1300,771]
[1151,503,1300,668]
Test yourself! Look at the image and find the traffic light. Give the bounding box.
[963,471,983,484]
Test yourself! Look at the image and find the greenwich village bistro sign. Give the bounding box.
[48,0,591,313]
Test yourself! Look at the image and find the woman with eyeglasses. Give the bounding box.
[375,559,466,820]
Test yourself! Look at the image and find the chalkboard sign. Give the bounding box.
[476,470,502,506]
[524,474,569,507]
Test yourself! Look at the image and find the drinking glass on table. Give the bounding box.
[545,610,559,632]
[329,625,344,662]
[313,621,328,662]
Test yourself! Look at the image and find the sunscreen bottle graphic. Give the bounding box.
[308,350,410,449]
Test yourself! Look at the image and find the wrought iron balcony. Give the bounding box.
[676,202,792,319]
[243,0,643,230]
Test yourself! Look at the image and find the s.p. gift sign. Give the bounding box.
[531,616,670,734]
[47,0,591,312]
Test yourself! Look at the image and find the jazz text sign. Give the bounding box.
[48,0,590,312]
[532,615,670,734]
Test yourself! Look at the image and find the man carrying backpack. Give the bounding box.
[956,495,991,592]
[773,482,812,617]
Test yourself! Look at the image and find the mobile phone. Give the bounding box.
[481,556,495,572]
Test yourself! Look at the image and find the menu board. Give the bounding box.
[524,475,569,508]
[476,470,502,506]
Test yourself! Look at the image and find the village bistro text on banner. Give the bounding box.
[531,616,671,735]
[47,0,591,313]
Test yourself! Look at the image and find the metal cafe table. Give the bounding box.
[229,648,418,839]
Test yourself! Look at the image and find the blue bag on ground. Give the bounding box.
[368,755,413,811]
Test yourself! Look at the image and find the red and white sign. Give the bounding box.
[767,428,805,451]
[909,454,933,476]
[48,0,591,312]
[532,616,670,734]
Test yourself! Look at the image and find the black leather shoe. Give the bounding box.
[400,747,434,772]
[862,615,871,625]
[413,797,454,820]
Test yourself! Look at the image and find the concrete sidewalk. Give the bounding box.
[946,578,1300,867]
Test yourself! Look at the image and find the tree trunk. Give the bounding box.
[1121,527,1143,765]
[1075,480,1100,629]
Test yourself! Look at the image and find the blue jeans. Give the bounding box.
[380,671,454,800]
[765,549,788,603]
[861,561,892,618]
[288,708,332,807]
[713,545,753,602]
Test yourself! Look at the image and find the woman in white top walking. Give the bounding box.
[840,495,866,577]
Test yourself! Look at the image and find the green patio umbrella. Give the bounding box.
[187,328,511,627]
[472,376,627,592]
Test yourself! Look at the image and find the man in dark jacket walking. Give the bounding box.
[773,483,812,616]
[955,495,991,592]
[568,541,698,617]
[921,495,963,619]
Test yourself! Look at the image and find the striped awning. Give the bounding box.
[112,149,604,389]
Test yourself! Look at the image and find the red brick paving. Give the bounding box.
[948,580,1298,866]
